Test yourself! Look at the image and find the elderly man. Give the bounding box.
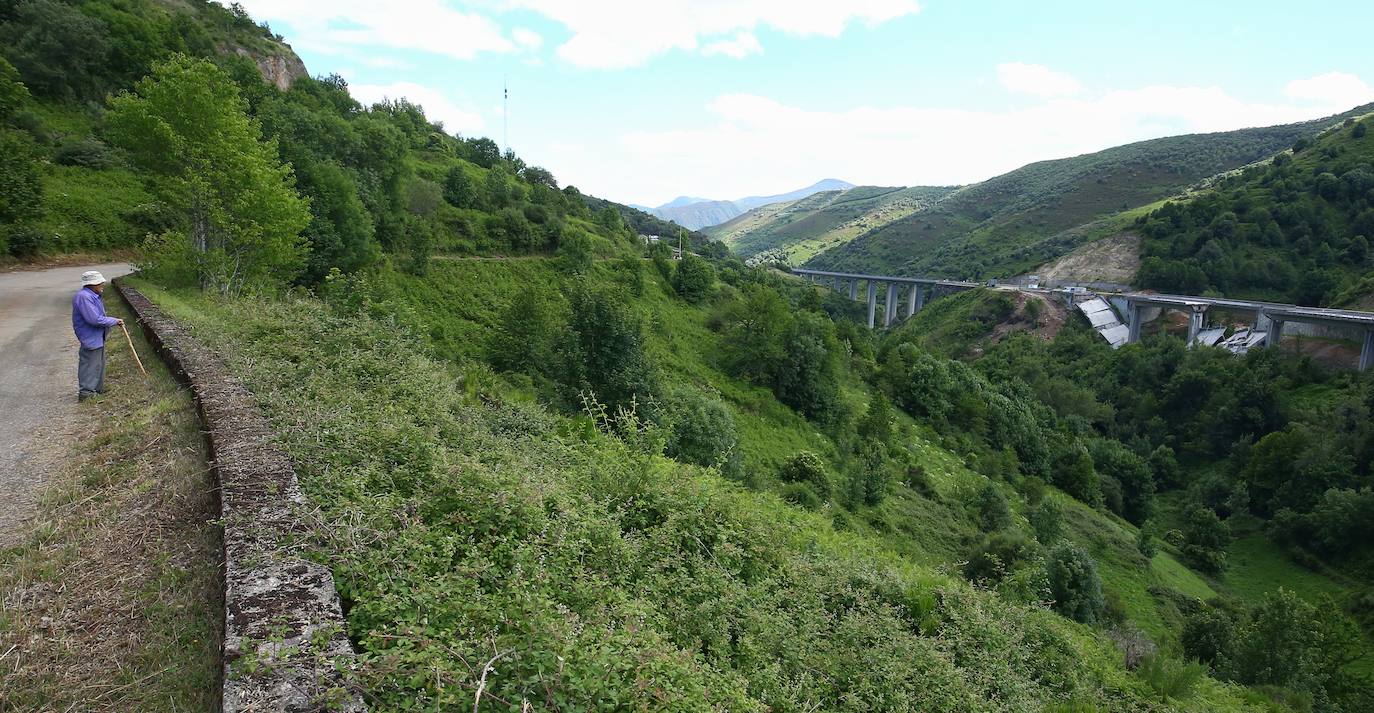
[72,270,124,401]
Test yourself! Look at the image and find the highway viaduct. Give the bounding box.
[792,268,1374,371]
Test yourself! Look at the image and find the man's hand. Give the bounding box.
[115,318,124,326]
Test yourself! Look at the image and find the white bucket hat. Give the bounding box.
[80,270,106,286]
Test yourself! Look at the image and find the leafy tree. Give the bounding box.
[0,56,30,119]
[0,0,111,100]
[716,284,790,382]
[1181,605,1236,667]
[556,230,593,274]
[597,206,624,234]
[487,288,564,377]
[294,159,378,282]
[1044,542,1105,624]
[1090,439,1154,524]
[664,390,737,470]
[563,283,659,419]
[1223,589,1362,703]
[1029,497,1064,543]
[107,56,309,292]
[0,129,42,227]
[1051,446,1101,507]
[671,253,715,303]
[857,393,896,444]
[778,451,832,499]
[442,165,480,209]
[1181,505,1230,573]
[772,311,842,421]
[975,482,1012,531]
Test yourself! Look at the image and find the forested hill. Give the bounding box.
[804,107,1374,279]
[1135,113,1374,307]
[0,0,682,272]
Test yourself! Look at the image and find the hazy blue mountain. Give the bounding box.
[643,179,855,229]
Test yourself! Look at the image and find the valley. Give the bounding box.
[1,2,1373,712]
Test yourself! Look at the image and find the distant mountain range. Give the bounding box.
[712,105,1374,282]
[635,179,855,230]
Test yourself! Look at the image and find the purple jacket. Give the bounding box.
[72,287,119,349]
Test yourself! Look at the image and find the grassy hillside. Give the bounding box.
[1134,113,1374,306]
[807,107,1374,279]
[890,287,1374,674]
[710,185,957,265]
[131,259,1288,711]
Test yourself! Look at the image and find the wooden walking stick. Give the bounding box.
[119,322,148,377]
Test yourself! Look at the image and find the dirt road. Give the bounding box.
[0,263,131,546]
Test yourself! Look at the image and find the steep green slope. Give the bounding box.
[889,287,1374,681]
[808,107,1374,279]
[1135,114,1374,306]
[132,262,1278,711]
[709,185,955,265]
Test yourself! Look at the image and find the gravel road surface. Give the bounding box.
[0,263,131,546]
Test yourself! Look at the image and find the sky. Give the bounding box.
[236,1,1374,208]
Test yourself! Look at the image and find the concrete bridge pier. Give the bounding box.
[1125,300,1143,343]
[1263,316,1285,349]
[1187,306,1207,345]
[866,281,878,328]
[906,285,923,318]
[848,280,858,301]
[832,276,840,291]
[884,283,897,327]
[1361,331,1374,371]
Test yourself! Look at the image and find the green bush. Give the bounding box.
[664,390,738,470]
[975,482,1012,531]
[1044,542,1105,624]
[779,481,823,510]
[1030,498,1064,544]
[962,530,1037,584]
[778,451,832,499]
[671,253,715,303]
[1181,506,1230,574]
[1136,653,1205,700]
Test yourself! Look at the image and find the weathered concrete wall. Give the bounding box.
[115,281,364,713]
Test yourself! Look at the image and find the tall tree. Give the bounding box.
[107,56,309,293]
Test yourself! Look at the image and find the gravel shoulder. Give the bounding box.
[0,262,131,546]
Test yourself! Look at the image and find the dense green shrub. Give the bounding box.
[1182,605,1236,667]
[962,530,1037,584]
[664,389,738,470]
[1136,653,1206,701]
[671,253,715,303]
[1044,542,1105,624]
[1181,506,1231,573]
[778,451,832,499]
[975,482,1012,531]
[1029,497,1064,544]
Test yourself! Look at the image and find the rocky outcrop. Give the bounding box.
[235,46,309,91]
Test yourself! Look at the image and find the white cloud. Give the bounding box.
[702,32,763,59]
[512,27,543,51]
[348,81,485,134]
[996,63,1083,97]
[567,71,1369,205]
[236,0,513,61]
[507,0,920,68]
[1284,71,1374,106]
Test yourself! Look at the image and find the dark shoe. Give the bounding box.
[78,391,98,402]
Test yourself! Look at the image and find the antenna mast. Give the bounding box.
[502,76,508,155]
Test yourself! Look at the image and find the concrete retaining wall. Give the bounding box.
[115,281,364,713]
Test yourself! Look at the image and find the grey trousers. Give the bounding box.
[78,346,106,398]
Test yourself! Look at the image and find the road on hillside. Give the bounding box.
[0,263,131,546]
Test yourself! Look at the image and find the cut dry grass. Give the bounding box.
[0,293,223,712]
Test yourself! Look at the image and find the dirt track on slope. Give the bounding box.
[0,262,131,546]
